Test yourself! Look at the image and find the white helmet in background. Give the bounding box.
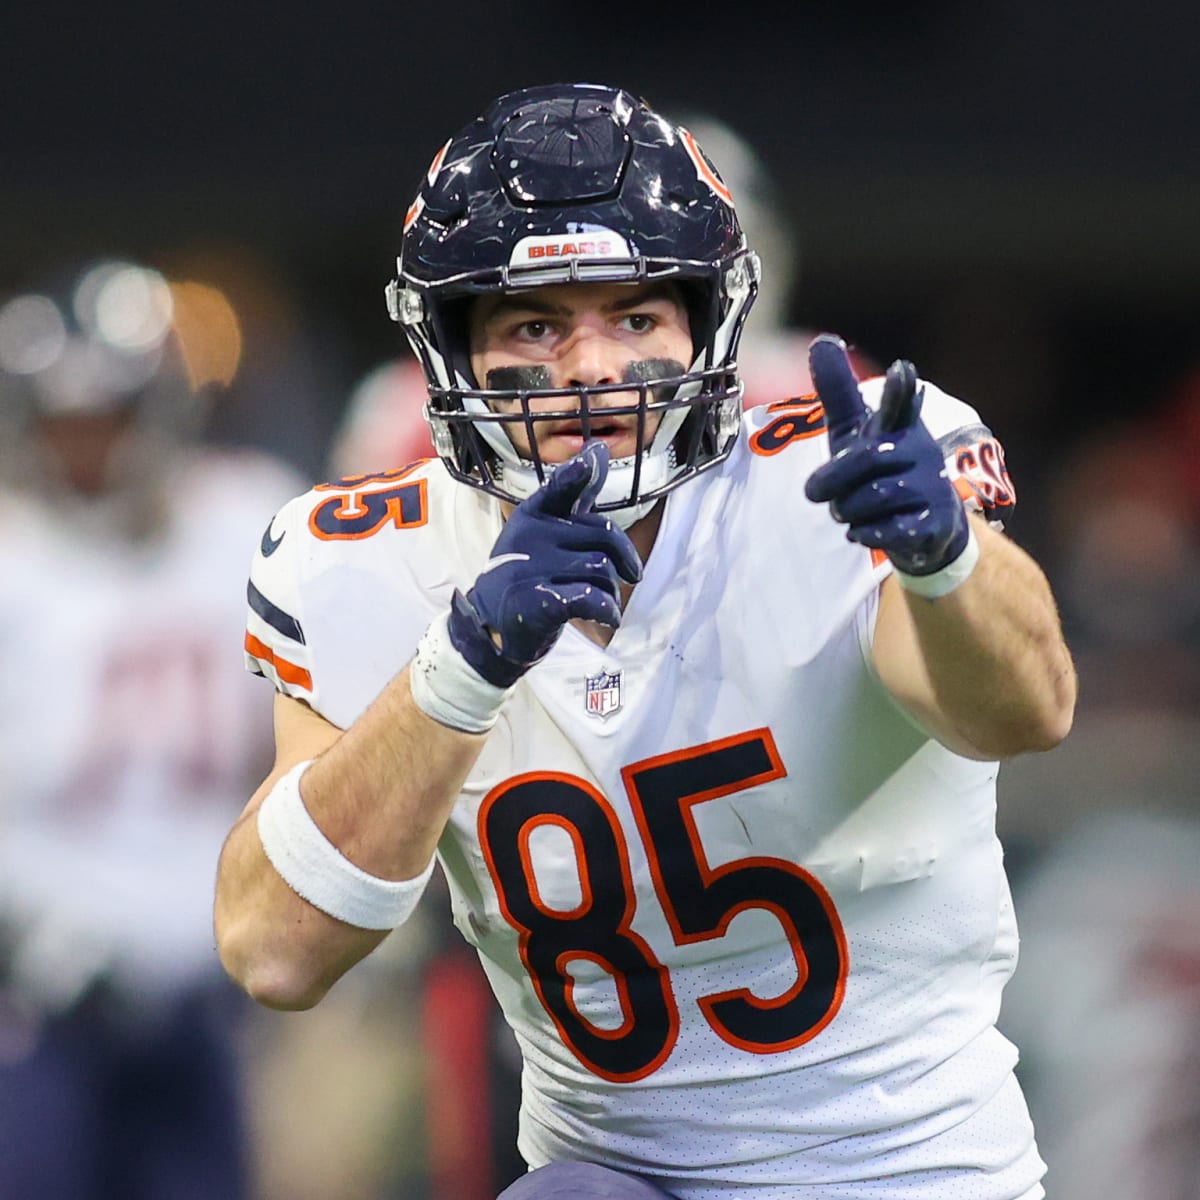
[0,258,209,539]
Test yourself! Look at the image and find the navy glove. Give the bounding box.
[804,335,969,576]
[448,441,643,687]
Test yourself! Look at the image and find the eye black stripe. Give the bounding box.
[247,581,306,646]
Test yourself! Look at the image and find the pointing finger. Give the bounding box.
[879,359,923,433]
[536,441,610,518]
[809,334,867,447]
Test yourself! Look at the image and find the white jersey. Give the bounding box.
[0,449,303,1011]
[245,381,1042,1199]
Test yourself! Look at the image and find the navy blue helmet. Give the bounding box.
[386,82,760,523]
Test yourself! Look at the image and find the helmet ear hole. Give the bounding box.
[424,181,470,230]
[438,296,477,389]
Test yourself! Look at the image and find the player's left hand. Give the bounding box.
[803,334,969,576]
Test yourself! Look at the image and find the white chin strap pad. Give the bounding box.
[499,449,671,528]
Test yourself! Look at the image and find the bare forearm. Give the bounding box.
[898,521,1076,758]
[215,669,485,1008]
[301,670,484,879]
[214,821,390,1009]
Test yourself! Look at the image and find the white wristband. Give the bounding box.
[409,611,515,733]
[256,760,435,930]
[894,525,980,599]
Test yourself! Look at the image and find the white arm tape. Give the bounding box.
[256,760,435,930]
[894,525,980,599]
[409,610,515,734]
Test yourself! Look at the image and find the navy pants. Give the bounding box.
[499,1161,677,1199]
[0,981,251,1200]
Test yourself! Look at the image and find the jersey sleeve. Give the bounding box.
[244,493,317,704]
[240,462,474,731]
[860,375,1017,527]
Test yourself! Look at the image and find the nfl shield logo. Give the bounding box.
[585,668,622,719]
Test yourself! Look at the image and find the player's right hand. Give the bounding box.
[447,441,643,687]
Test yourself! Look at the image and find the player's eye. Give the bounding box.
[514,318,552,341]
[620,313,657,333]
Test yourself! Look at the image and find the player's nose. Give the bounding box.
[558,326,624,389]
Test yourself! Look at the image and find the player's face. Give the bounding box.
[468,281,693,464]
[37,409,133,495]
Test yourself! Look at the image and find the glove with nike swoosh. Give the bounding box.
[804,334,977,595]
[411,441,643,731]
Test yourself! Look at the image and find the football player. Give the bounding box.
[217,84,1076,1199]
[0,258,302,1198]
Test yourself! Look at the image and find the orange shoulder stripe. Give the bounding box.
[245,630,313,690]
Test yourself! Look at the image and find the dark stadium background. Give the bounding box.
[3,1,1197,479]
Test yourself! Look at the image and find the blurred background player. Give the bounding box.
[0,257,302,1199]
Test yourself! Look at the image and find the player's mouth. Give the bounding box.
[537,413,643,461]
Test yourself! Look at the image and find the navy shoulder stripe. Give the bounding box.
[247,580,306,645]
